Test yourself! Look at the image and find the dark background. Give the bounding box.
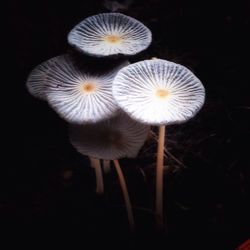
[6,0,250,248]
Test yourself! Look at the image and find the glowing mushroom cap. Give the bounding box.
[68,13,152,57]
[113,59,205,125]
[26,56,60,100]
[69,111,149,160]
[45,55,128,124]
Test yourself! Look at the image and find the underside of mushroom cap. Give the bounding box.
[69,111,150,160]
[112,59,205,125]
[45,55,128,124]
[26,56,63,100]
[68,13,152,57]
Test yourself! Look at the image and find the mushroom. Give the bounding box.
[69,111,150,230]
[68,13,152,57]
[27,54,128,195]
[26,56,62,100]
[112,58,205,228]
[45,54,128,124]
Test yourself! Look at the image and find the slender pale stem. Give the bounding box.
[156,125,166,229]
[103,160,111,173]
[150,130,186,167]
[113,159,135,231]
[90,157,104,195]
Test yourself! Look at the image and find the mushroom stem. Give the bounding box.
[113,159,135,231]
[103,160,111,173]
[90,158,104,194]
[156,125,166,229]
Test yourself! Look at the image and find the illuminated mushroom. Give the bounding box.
[69,111,150,230]
[68,13,152,57]
[26,54,128,198]
[113,58,205,228]
[45,55,128,124]
[26,56,61,100]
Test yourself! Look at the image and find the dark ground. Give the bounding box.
[5,0,250,248]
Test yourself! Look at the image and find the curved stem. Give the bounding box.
[90,158,104,195]
[156,125,166,229]
[113,159,135,231]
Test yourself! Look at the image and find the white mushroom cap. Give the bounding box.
[45,55,128,124]
[113,59,205,125]
[26,56,61,100]
[69,111,150,160]
[68,13,152,57]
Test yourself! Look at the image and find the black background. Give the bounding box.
[6,0,250,248]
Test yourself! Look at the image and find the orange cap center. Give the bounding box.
[155,89,169,99]
[81,82,96,93]
[105,35,122,44]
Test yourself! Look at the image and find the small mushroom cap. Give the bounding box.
[69,111,150,160]
[45,55,128,124]
[68,13,152,57]
[26,56,61,100]
[113,59,205,125]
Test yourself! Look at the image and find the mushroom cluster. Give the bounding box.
[26,11,205,231]
[26,12,152,231]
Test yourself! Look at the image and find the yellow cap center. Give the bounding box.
[155,88,170,99]
[81,82,96,94]
[104,35,122,44]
